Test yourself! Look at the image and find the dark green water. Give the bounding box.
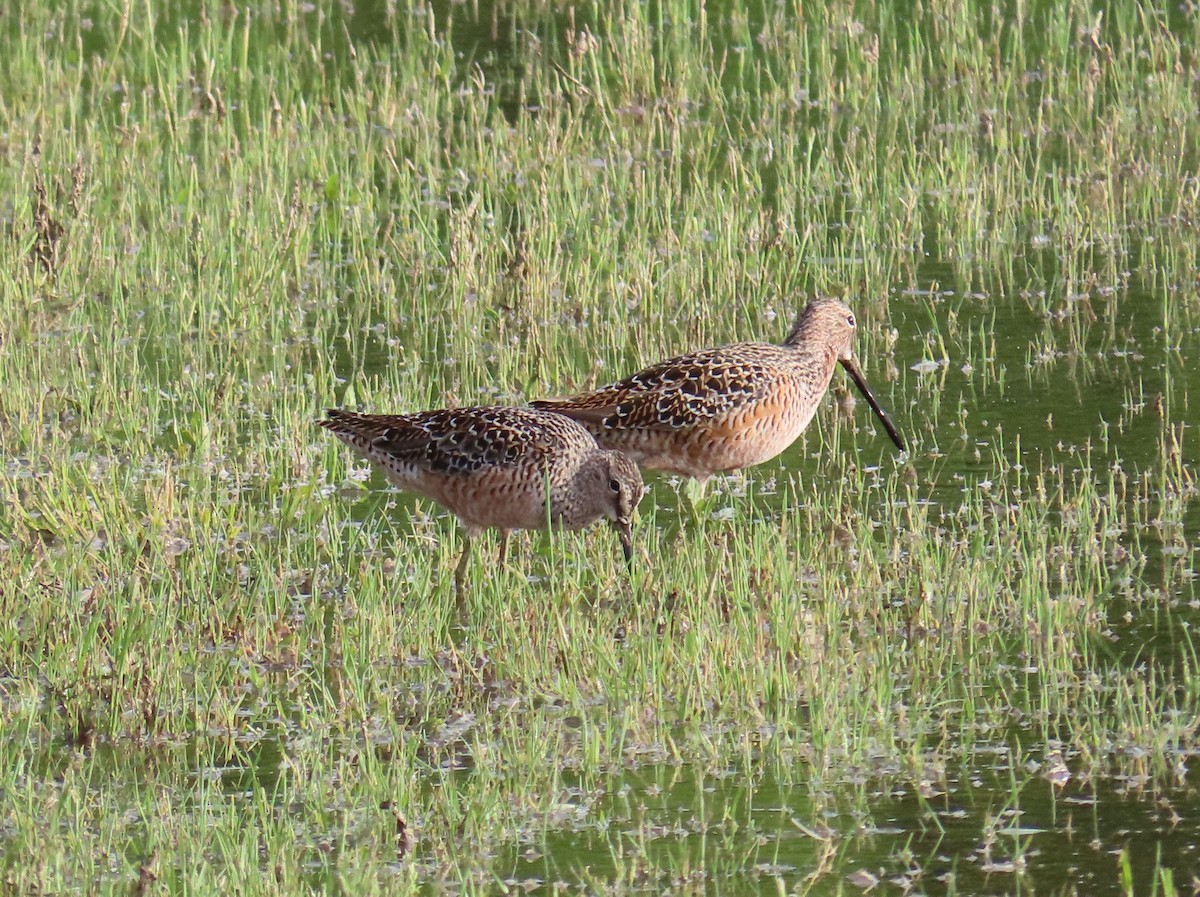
[514,762,1200,894]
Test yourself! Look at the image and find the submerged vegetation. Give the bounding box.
[2,0,1200,893]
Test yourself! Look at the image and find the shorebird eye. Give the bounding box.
[846,314,856,328]
[609,478,621,493]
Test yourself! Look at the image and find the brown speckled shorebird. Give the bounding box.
[318,406,644,591]
[532,298,905,482]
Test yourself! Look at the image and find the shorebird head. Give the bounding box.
[784,298,859,359]
[786,299,907,453]
[566,449,645,567]
[602,451,645,567]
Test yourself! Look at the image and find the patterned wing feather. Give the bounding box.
[534,346,773,431]
[320,407,574,476]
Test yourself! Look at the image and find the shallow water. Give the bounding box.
[507,761,1200,894]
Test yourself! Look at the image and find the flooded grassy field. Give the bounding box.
[3,0,1200,894]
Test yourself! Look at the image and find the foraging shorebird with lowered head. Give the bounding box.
[319,406,645,592]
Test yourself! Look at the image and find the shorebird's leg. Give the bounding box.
[454,531,473,596]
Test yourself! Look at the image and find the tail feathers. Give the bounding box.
[317,409,393,446]
[530,398,617,425]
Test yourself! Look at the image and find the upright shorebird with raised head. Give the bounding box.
[319,406,645,592]
[532,299,905,482]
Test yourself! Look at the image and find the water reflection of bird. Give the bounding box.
[319,407,644,592]
[533,299,906,483]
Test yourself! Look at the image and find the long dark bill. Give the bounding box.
[840,358,906,452]
[614,520,634,570]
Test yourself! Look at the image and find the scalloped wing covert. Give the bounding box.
[534,345,779,431]
[321,407,588,476]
